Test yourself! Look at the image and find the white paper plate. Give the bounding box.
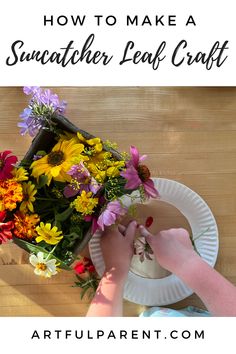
[89,178,219,306]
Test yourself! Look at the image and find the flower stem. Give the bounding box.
[46,244,58,260]
[36,197,60,202]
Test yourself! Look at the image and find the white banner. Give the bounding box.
[0,0,235,85]
[0,317,235,353]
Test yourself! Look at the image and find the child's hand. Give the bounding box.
[139,226,199,274]
[101,221,137,279]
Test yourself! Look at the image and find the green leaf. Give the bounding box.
[53,181,67,189]
[12,237,71,270]
[75,274,84,282]
[36,150,47,156]
[60,232,82,249]
[80,286,88,300]
[37,175,48,189]
[64,232,81,240]
[55,206,73,222]
[19,159,31,168]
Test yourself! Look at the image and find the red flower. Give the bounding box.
[74,261,85,274]
[145,216,153,228]
[0,210,13,244]
[87,265,95,273]
[83,257,92,265]
[74,257,96,275]
[0,151,18,181]
[0,211,6,221]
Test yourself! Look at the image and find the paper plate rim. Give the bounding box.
[89,177,219,306]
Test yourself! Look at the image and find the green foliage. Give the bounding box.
[103,140,118,150]
[36,175,48,189]
[104,176,131,201]
[55,206,73,222]
[74,274,100,300]
[12,236,71,270]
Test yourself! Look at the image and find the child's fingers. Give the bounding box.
[118,224,126,235]
[125,220,137,241]
[139,225,154,244]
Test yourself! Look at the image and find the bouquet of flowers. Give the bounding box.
[0,87,159,297]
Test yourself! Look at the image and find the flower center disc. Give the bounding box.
[47,151,64,166]
[36,263,47,271]
[138,165,151,182]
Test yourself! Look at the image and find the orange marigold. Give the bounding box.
[13,212,40,240]
[0,179,23,211]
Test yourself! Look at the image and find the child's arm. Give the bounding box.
[86,270,127,317]
[176,255,236,316]
[86,221,137,317]
[140,226,236,316]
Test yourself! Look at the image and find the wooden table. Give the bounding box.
[0,87,236,316]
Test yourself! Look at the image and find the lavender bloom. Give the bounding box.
[19,107,32,119]
[68,162,90,180]
[23,86,40,96]
[57,100,67,114]
[64,162,101,198]
[89,177,101,194]
[18,110,44,137]
[39,89,60,108]
[35,88,67,114]
[18,86,67,137]
[33,154,43,161]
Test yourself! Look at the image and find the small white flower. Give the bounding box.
[29,251,58,278]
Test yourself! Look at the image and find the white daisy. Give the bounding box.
[29,251,58,278]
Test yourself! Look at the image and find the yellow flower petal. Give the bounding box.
[50,166,61,177]
[77,132,86,142]
[35,236,43,243]
[31,138,86,185]
[87,137,101,146]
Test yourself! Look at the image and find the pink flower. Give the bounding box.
[120,146,159,198]
[84,215,99,235]
[64,162,101,198]
[0,151,18,181]
[97,200,127,231]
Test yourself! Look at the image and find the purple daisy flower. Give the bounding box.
[120,146,159,198]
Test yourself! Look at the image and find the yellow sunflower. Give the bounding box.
[30,138,86,185]
[35,222,63,245]
[20,181,37,213]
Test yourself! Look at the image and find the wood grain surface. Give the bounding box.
[0,86,236,316]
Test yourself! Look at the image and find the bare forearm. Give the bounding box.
[86,271,126,317]
[176,256,236,316]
